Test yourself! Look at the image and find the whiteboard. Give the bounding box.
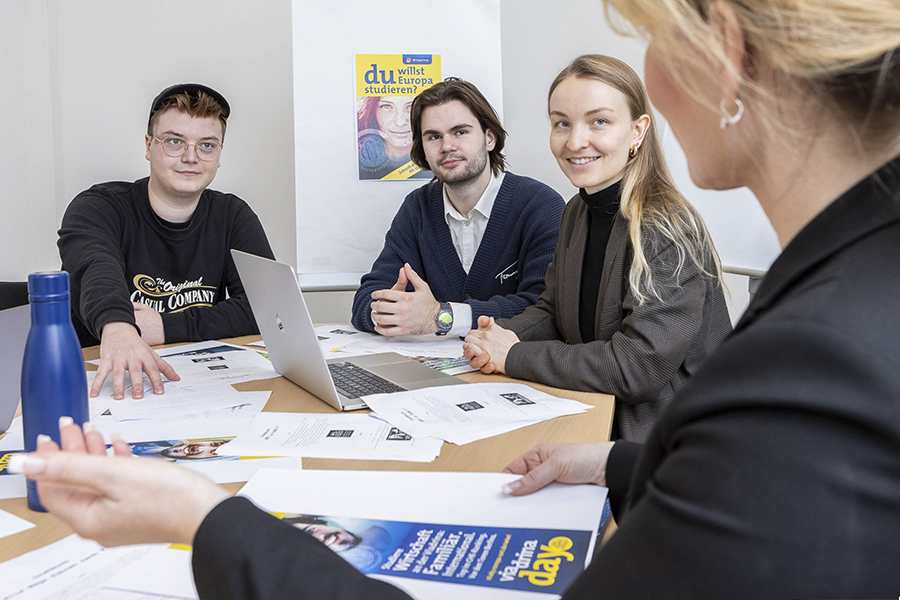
[291,0,502,288]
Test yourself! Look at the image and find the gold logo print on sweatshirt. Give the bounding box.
[131,274,217,313]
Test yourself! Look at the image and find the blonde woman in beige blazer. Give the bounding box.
[464,55,732,442]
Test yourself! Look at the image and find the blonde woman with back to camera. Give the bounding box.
[14,1,900,597]
[464,54,732,443]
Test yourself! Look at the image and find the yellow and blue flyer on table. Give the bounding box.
[279,511,591,595]
[242,469,607,599]
[355,53,442,181]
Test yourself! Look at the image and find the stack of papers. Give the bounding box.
[217,412,443,462]
[363,383,593,445]
[80,341,306,485]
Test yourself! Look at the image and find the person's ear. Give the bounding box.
[145,134,152,161]
[632,114,651,151]
[484,128,497,152]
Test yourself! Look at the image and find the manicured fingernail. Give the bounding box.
[37,434,52,444]
[6,454,46,475]
[154,386,164,395]
[501,480,522,495]
[111,432,122,443]
[58,416,74,429]
[82,421,95,433]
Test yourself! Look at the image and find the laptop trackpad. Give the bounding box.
[369,362,464,391]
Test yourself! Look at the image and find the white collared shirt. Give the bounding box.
[443,172,505,335]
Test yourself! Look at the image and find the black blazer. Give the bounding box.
[192,156,900,599]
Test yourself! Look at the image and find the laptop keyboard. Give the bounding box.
[328,362,407,399]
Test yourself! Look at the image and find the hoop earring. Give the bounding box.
[719,98,744,130]
[629,145,637,158]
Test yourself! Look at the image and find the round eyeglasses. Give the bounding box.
[153,136,223,161]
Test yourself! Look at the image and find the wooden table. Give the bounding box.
[0,335,614,563]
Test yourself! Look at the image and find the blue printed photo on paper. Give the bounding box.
[126,437,235,462]
[279,513,592,594]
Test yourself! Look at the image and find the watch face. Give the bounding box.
[437,311,453,330]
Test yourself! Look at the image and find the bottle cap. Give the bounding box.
[27,271,70,302]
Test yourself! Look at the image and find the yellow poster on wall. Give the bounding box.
[355,54,442,180]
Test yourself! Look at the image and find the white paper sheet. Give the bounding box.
[239,468,607,600]
[99,545,197,599]
[0,474,26,499]
[91,392,271,442]
[0,535,180,599]
[104,381,250,422]
[0,506,34,539]
[178,455,303,485]
[216,412,443,462]
[0,416,23,449]
[365,383,592,445]
[157,341,280,385]
[93,415,303,484]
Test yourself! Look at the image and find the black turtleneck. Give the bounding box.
[579,180,621,343]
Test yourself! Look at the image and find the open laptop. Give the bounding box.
[232,250,465,411]
[0,305,30,433]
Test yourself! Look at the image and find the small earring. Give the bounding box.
[719,98,744,129]
[629,145,637,158]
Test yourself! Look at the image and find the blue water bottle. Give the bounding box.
[21,272,89,512]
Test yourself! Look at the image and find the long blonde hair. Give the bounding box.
[602,0,900,153]
[549,55,723,304]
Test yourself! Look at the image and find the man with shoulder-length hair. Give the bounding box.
[351,77,564,338]
[58,84,275,400]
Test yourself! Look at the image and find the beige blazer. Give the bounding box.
[500,194,732,442]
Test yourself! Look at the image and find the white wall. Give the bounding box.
[0,1,61,280]
[500,0,649,199]
[1,0,296,281]
[1,0,776,288]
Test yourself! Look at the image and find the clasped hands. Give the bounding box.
[370,263,441,336]
[463,315,521,374]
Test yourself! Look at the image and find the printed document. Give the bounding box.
[217,412,443,462]
[92,391,271,441]
[239,468,607,599]
[0,535,196,599]
[103,381,250,422]
[157,341,280,384]
[364,383,592,445]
